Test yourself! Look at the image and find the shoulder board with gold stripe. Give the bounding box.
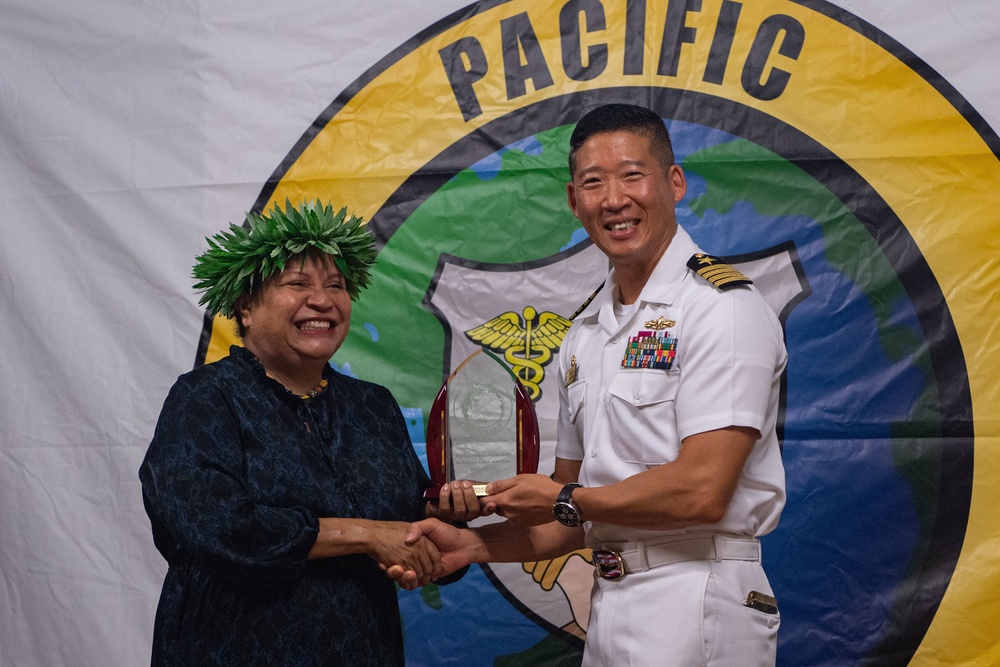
[686,253,752,290]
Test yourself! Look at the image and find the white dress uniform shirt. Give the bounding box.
[555,224,786,545]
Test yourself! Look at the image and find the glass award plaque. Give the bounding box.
[424,348,540,498]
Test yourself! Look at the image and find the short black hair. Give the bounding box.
[568,104,675,176]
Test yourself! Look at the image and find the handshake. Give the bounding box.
[372,473,578,589]
[372,479,492,589]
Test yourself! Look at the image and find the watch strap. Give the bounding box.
[557,482,582,504]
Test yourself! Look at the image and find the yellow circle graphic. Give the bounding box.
[199,1,1000,663]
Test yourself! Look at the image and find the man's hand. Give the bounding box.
[483,474,562,526]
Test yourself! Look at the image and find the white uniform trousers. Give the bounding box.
[583,550,779,666]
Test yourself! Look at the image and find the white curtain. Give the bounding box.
[1,1,997,664]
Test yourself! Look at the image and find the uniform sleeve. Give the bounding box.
[139,377,318,586]
[555,325,586,461]
[674,286,786,442]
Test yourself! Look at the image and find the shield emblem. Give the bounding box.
[424,238,809,638]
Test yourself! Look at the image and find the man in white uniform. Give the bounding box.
[395,103,787,666]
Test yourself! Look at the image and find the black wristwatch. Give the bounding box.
[553,483,583,527]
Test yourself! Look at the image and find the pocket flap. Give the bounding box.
[608,370,679,408]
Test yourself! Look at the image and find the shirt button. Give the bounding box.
[634,389,642,400]
[611,335,619,344]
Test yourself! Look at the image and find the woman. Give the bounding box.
[139,200,479,666]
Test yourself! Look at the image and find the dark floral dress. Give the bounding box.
[139,346,431,666]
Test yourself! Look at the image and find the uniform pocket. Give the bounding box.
[703,561,779,666]
[606,370,680,464]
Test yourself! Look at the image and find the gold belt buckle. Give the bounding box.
[593,550,626,580]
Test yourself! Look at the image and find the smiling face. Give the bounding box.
[238,253,352,387]
[567,129,687,294]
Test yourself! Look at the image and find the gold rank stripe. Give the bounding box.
[687,254,753,290]
[699,266,749,282]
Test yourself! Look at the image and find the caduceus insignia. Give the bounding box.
[465,306,573,401]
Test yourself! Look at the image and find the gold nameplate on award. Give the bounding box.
[424,349,540,498]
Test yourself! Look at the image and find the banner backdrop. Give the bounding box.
[2,1,998,665]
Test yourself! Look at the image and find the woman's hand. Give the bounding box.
[365,522,444,586]
[425,480,493,523]
[386,518,480,590]
[309,518,442,585]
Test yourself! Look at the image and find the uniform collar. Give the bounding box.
[576,225,699,330]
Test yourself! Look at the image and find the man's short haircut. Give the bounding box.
[568,103,676,177]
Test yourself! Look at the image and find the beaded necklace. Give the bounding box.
[299,378,329,401]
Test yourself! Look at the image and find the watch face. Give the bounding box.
[553,502,580,527]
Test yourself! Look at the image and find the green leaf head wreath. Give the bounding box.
[192,199,377,319]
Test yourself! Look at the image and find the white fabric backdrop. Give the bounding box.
[1,1,997,664]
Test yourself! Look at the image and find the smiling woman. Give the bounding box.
[238,254,353,395]
[138,200,485,666]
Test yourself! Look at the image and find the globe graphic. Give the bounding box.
[335,119,963,666]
